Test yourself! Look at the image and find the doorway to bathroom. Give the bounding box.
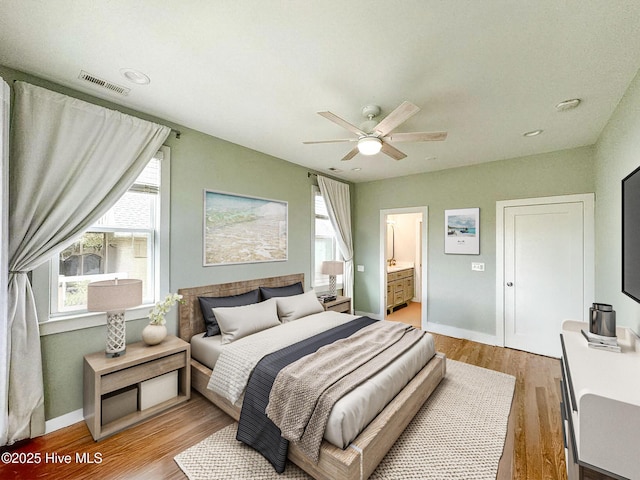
[380,207,428,329]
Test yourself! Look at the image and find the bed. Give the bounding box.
[178,273,447,480]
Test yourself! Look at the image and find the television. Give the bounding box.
[622,165,640,303]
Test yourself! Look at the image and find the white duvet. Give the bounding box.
[208,310,358,405]
[201,311,436,448]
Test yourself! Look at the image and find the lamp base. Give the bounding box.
[329,275,337,297]
[105,349,126,358]
[105,311,127,357]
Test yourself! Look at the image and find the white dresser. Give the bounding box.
[560,320,640,480]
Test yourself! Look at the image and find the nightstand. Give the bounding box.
[322,296,351,314]
[83,335,190,441]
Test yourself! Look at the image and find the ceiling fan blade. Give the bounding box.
[380,142,407,161]
[318,111,366,137]
[303,138,357,144]
[374,101,420,136]
[382,131,448,143]
[341,146,360,161]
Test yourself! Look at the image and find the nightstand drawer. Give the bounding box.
[101,351,186,395]
[326,302,348,312]
[322,296,351,314]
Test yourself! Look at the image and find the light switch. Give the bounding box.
[471,262,485,272]
[357,265,365,272]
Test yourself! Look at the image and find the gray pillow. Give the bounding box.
[214,298,281,344]
[276,289,324,322]
[259,282,303,300]
[198,289,260,337]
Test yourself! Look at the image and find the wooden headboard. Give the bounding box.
[177,273,304,342]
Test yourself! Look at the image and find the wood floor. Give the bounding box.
[386,301,422,329]
[1,332,566,480]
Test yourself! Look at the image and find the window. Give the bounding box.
[313,186,342,289]
[45,150,168,321]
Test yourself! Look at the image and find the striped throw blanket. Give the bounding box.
[266,321,424,462]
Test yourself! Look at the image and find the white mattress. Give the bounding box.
[190,316,436,448]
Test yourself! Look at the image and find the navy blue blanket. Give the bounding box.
[236,316,376,473]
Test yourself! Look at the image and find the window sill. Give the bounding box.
[39,304,153,336]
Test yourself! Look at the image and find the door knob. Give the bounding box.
[506,282,513,287]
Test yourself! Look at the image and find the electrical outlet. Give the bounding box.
[471,262,485,272]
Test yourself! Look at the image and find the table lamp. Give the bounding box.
[87,278,142,357]
[321,260,343,298]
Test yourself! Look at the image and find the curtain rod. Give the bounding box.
[308,172,349,184]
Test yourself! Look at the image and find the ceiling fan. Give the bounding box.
[303,101,447,161]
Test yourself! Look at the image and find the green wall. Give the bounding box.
[167,129,316,291]
[353,146,596,336]
[1,65,319,420]
[594,68,640,333]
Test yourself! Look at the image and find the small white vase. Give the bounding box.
[142,324,167,346]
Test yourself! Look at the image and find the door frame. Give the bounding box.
[495,193,595,347]
[379,206,429,329]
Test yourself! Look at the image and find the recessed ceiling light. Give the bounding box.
[523,129,543,137]
[425,156,437,161]
[120,68,150,85]
[328,167,343,172]
[351,167,362,172]
[555,98,581,112]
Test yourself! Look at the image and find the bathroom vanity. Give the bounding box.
[386,265,414,313]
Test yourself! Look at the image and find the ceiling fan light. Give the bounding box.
[358,137,382,155]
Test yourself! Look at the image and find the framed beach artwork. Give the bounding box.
[203,190,288,266]
[445,208,480,255]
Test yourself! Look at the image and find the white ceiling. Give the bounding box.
[1,1,640,183]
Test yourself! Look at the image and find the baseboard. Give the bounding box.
[425,321,498,346]
[45,408,83,434]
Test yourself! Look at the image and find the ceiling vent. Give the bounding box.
[78,70,130,96]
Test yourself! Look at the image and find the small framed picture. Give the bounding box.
[445,208,479,255]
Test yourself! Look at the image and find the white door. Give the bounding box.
[503,201,587,357]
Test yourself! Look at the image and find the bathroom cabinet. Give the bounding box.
[386,267,414,313]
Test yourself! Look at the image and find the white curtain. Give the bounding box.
[4,81,170,446]
[317,176,354,302]
[0,78,10,446]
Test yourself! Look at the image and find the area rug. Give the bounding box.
[175,359,515,480]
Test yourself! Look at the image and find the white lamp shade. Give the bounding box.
[321,261,344,276]
[87,279,143,312]
[357,136,382,155]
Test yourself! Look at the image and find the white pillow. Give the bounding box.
[213,298,280,344]
[276,289,324,323]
